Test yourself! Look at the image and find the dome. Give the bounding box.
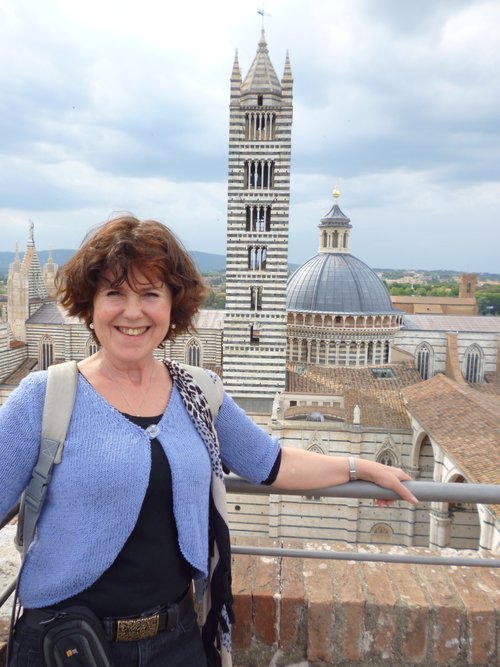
[287,253,396,314]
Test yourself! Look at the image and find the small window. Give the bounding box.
[257,94,263,106]
[377,449,396,467]
[88,342,99,356]
[250,325,260,344]
[186,339,202,366]
[250,286,263,310]
[39,336,54,370]
[372,367,396,379]
[415,343,433,380]
[371,523,393,545]
[463,344,482,383]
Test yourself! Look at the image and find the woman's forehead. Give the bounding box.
[100,266,164,288]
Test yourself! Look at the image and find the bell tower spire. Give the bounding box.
[223,32,293,410]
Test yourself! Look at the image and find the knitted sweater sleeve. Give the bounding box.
[0,373,47,517]
[215,393,281,484]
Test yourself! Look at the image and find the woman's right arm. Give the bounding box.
[0,374,46,517]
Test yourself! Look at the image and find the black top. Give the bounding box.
[49,412,282,617]
[52,414,192,617]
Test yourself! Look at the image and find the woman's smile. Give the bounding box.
[92,268,173,365]
[116,326,150,336]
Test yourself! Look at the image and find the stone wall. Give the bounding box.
[230,538,499,667]
[1,537,498,666]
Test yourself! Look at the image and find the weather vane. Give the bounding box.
[257,2,271,30]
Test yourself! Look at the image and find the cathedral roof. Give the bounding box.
[287,252,396,314]
[402,374,500,512]
[26,302,79,325]
[402,314,500,333]
[287,362,421,430]
[241,30,282,97]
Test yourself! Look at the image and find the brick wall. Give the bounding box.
[1,538,498,666]
[230,538,499,667]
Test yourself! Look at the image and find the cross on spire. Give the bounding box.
[257,2,270,30]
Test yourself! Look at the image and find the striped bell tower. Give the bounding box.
[223,31,293,411]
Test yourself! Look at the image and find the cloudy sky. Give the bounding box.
[1,0,499,272]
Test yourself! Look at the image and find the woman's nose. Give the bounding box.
[122,294,143,318]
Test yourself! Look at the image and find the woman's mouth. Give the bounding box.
[116,326,148,336]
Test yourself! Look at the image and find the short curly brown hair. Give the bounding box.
[56,215,207,343]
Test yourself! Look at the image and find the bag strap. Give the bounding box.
[21,360,78,558]
[179,363,223,419]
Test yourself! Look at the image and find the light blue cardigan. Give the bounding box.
[0,371,280,609]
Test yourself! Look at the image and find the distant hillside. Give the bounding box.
[0,249,227,277]
[190,251,226,272]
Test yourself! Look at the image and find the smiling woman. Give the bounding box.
[1,214,416,667]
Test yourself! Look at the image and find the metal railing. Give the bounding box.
[225,476,500,568]
[1,478,499,608]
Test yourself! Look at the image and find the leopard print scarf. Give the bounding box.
[165,360,233,667]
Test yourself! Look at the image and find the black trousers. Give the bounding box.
[9,600,207,667]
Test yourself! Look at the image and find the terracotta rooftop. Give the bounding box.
[402,374,500,502]
[286,362,422,430]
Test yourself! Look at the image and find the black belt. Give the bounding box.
[23,589,192,643]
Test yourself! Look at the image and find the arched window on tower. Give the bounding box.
[332,230,339,248]
[415,343,433,380]
[186,338,202,367]
[248,246,267,270]
[39,335,54,370]
[246,205,271,231]
[245,160,274,189]
[250,286,263,310]
[463,344,483,383]
[245,111,276,140]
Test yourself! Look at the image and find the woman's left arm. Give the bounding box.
[273,448,418,505]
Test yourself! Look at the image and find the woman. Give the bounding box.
[0,215,417,667]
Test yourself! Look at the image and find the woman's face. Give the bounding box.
[92,267,172,366]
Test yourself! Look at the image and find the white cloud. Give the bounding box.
[0,0,499,272]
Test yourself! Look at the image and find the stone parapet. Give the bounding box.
[1,537,498,666]
[230,538,499,667]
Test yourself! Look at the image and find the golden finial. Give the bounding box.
[332,184,341,200]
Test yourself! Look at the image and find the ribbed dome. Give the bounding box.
[287,253,396,314]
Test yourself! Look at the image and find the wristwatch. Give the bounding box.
[348,456,357,482]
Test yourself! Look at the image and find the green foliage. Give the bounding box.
[388,281,460,297]
[204,288,226,310]
[477,285,500,315]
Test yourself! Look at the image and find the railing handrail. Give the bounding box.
[224,475,500,504]
[231,545,500,568]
